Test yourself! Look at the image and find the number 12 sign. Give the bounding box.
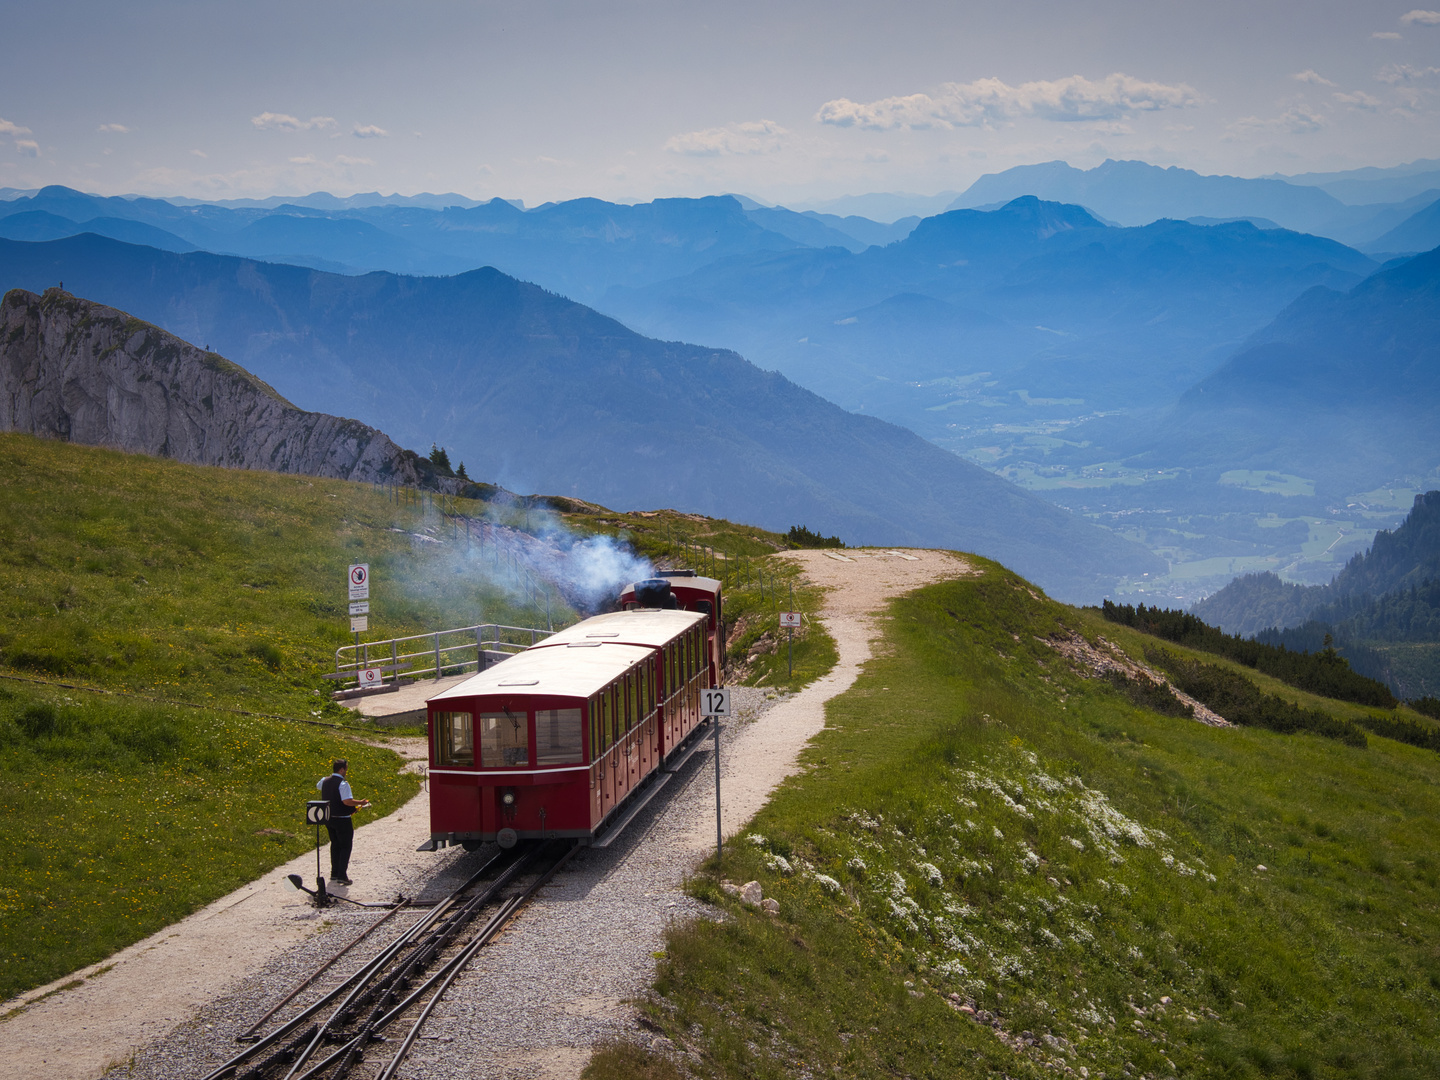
[702,688,731,717]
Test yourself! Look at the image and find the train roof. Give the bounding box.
[533,608,706,650]
[428,640,654,705]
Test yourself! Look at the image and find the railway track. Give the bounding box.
[197,840,580,1080]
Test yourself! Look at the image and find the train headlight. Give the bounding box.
[502,790,516,806]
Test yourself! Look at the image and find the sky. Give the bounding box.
[2,0,1438,207]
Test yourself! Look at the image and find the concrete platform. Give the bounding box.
[349,671,475,726]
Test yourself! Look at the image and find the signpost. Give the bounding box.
[780,583,801,676]
[347,564,372,673]
[702,687,731,868]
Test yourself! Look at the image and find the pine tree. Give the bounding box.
[456,461,470,481]
[428,443,454,476]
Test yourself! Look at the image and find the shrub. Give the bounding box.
[17,702,61,738]
[1146,647,1368,747]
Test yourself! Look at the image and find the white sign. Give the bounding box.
[351,615,369,633]
[779,611,802,628]
[349,601,370,616]
[348,564,370,601]
[358,666,383,689]
[701,687,731,717]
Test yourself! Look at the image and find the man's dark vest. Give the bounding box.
[320,773,353,818]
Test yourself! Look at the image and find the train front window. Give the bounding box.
[536,708,583,764]
[435,712,473,766]
[480,711,530,767]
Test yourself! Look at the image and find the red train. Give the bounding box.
[424,572,722,849]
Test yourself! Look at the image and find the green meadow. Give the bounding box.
[611,559,1440,1080]
[0,434,573,1002]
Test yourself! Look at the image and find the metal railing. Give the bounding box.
[333,623,554,688]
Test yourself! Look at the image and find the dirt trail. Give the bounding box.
[0,548,973,1080]
[697,548,974,847]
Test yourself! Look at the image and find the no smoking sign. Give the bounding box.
[348,564,370,601]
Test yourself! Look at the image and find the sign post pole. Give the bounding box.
[788,582,794,677]
[702,687,731,870]
[347,564,371,684]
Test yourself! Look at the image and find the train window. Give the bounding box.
[435,712,473,766]
[589,696,600,758]
[627,671,638,730]
[479,711,529,767]
[601,689,614,749]
[536,708,584,764]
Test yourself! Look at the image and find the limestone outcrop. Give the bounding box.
[0,287,443,487]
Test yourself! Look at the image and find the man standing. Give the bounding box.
[317,758,371,886]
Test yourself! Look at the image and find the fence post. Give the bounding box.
[434,631,441,681]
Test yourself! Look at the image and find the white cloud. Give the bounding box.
[352,124,388,138]
[815,73,1201,131]
[14,139,39,157]
[1400,9,1440,24]
[190,149,208,158]
[97,123,129,134]
[665,119,789,156]
[250,112,336,131]
[1228,105,1326,135]
[334,155,374,166]
[288,155,317,164]
[1373,31,1403,39]
[1334,90,1383,110]
[1291,70,1335,87]
[1377,62,1440,84]
[0,118,33,137]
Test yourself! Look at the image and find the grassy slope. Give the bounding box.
[620,559,1440,1080]
[0,434,576,1001]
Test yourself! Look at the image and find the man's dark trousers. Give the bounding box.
[325,816,354,880]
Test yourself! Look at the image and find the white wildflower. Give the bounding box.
[1038,928,1064,949]
[747,834,768,847]
[846,856,867,874]
[963,819,977,831]
[1066,836,1085,851]
[993,826,1005,840]
[814,873,842,894]
[888,871,908,898]
[764,854,794,874]
[918,862,943,886]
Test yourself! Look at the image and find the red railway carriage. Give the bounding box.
[618,571,723,687]
[425,606,712,849]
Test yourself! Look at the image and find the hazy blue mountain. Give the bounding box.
[0,187,821,302]
[1278,159,1440,205]
[0,233,1161,600]
[1365,197,1440,254]
[740,205,869,252]
[1134,246,1440,494]
[602,198,1377,439]
[950,159,1351,234]
[0,211,197,252]
[1194,492,1440,635]
[800,211,920,247]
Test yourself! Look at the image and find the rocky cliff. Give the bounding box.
[0,287,444,487]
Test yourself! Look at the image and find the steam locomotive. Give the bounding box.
[424,571,722,849]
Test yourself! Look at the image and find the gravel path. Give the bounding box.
[10,548,972,1080]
